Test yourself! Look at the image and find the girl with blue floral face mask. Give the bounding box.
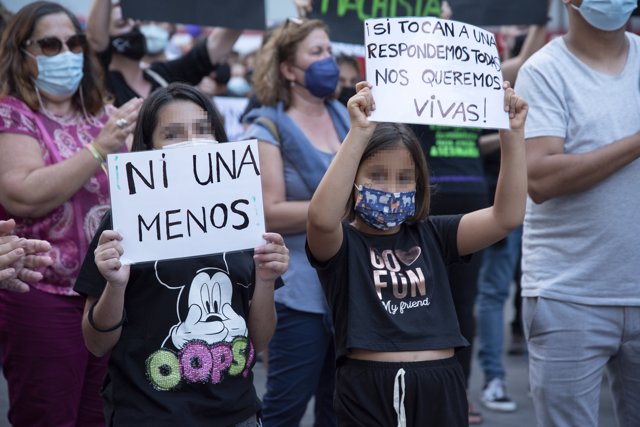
[306,81,529,427]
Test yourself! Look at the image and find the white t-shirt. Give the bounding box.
[516,33,640,305]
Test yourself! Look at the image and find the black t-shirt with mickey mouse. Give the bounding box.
[307,215,469,364]
[74,213,262,427]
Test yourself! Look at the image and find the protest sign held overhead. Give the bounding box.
[365,16,509,129]
[108,140,266,264]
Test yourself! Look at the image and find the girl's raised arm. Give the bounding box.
[81,230,130,357]
[457,82,528,256]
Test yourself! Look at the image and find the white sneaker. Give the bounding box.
[481,378,517,412]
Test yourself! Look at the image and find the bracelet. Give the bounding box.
[88,300,126,332]
[85,143,108,175]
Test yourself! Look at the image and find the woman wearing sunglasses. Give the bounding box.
[0,2,142,426]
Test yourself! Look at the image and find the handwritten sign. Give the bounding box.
[108,140,265,264]
[365,17,509,129]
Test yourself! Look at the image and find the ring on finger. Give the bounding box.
[116,118,129,129]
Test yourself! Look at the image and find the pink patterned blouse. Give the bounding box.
[0,96,117,296]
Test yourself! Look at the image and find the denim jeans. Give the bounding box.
[476,226,522,382]
[262,303,336,427]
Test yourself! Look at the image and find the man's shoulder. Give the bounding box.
[518,38,572,91]
[626,31,640,47]
[522,37,565,71]
[627,31,640,40]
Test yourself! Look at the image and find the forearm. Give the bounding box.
[493,129,527,229]
[247,279,276,353]
[308,129,370,231]
[1,150,103,218]
[87,0,111,52]
[82,284,126,357]
[478,132,500,156]
[264,201,309,234]
[528,131,640,203]
[206,28,242,65]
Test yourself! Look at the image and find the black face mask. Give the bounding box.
[110,27,147,60]
[214,62,231,85]
[337,86,357,107]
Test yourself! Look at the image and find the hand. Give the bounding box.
[347,81,377,132]
[94,230,130,288]
[503,81,528,131]
[93,98,143,155]
[0,219,21,273]
[294,0,313,17]
[0,219,52,292]
[440,1,453,19]
[254,233,289,283]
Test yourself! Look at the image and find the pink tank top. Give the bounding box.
[0,96,116,295]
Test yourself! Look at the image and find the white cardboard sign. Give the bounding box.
[365,17,509,129]
[107,140,265,264]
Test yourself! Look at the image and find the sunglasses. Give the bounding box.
[24,34,87,57]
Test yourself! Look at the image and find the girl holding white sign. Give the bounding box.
[74,83,289,427]
[306,80,527,426]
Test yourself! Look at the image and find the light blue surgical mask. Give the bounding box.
[227,76,251,96]
[25,50,84,97]
[354,184,416,231]
[572,0,637,31]
[140,24,170,55]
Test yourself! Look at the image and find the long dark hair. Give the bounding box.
[131,83,228,152]
[345,123,431,224]
[0,1,107,114]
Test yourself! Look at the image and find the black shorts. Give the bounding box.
[335,356,468,427]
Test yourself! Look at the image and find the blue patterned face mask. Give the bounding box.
[354,184,416,231]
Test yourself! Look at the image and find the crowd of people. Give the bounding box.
[0,0,638,426]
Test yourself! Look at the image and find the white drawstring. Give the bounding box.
[393,368,406,427]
